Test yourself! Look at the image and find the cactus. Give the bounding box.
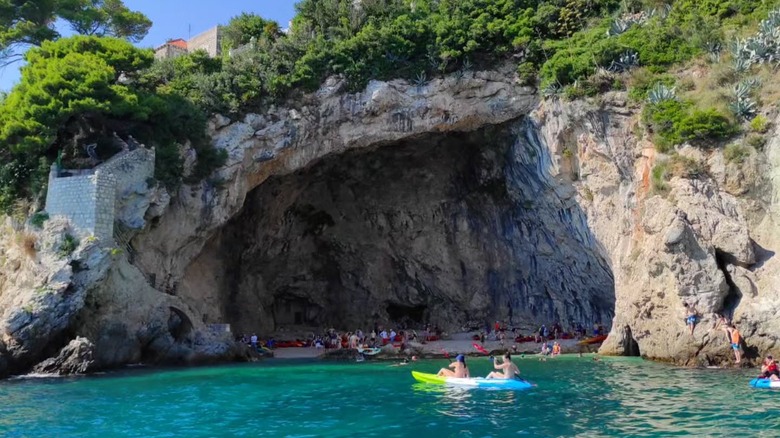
[647,83,676,104]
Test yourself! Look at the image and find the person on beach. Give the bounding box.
[389,329,397,342]
[250,334,258,350]
[684,302,698,336]
[349,332,359,349]
[723,324,742,363]
[380,329,389,345]
[437,354,470,378]
[759,355,780,380]
[486,353,521,379]
[552,342,561,357]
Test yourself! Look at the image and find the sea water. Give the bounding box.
[0,355,778,437]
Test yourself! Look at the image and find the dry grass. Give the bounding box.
[677,61,735,122]
[16,233,37,259]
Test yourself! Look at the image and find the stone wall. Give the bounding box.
[188,26,222,58]
[45,170,116,240]
[154,44,187,60]
[45,147,156,239]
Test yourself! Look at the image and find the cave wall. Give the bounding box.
[181,121,614,334]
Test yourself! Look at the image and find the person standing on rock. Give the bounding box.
[724,324,742,364]
[684,302,699,336]
[250,334,258,350]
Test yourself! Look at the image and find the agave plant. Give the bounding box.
[732,56,753,74]
[742,77,762,89]
[542,83,561,98]
[608,51,640,72]
[705,41,722,63]
[730,97,757,120]
[607,19,632,36]
[732,82,752,100]
[647,83,676,104]
[648,4,672,20]
[413,71,428,90]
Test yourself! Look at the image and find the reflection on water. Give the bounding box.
[1,357,780,437]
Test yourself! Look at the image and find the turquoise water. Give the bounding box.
[1,356,778,437]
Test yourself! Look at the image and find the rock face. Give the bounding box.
[2,65,780,376]
[529,97,775,365]
[0,217,240,378]
[185,123,614,334]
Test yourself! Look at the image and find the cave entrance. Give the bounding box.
[273,298,320,327]
[715,250,742,318]
[386,303,427,328]
[195,120,615,334]
[168,307,193,342]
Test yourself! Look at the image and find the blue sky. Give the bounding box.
[0,0,298,91]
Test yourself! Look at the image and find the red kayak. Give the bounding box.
[472,343,489,355]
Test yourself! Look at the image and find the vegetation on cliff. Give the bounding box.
[2,0,780,213]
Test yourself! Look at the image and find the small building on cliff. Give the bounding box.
[155,26,223,60]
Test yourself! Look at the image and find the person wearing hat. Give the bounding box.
[437,354,470,378]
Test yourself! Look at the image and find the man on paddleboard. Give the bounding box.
[486,353,521,379]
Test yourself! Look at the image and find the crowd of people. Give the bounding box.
[238,324,445,353]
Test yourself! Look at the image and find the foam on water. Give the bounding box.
[0,355,778,437]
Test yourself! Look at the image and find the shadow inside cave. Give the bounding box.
[178,120,616,336]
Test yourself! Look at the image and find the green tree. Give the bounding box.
[221,13,282,50]
[0,0,151,64]
[0,35,224,211]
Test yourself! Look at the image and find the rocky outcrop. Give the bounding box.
[3,63,780,375]
[33,337,96,375]
[531,96,775,365]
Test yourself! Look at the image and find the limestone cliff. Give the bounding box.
[529,96,768,365]
[1,64,779,376]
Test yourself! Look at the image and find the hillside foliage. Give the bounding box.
[3,0,780,212]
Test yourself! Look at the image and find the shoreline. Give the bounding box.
[271,336,602,360]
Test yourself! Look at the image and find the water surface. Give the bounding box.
[0,355,777,437]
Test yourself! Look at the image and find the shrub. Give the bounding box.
[746,134,766,149]
[724,143,751,164]
[628,69,676,102]
[652,154,706,194]
[644,102,738,150]
[676,109,739,145]
[58,234,79,258]
[750,115,770,133]
[29,212,49,229]
[517,62,537,86]
[643,99,690,151]
[651,160,670,194]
